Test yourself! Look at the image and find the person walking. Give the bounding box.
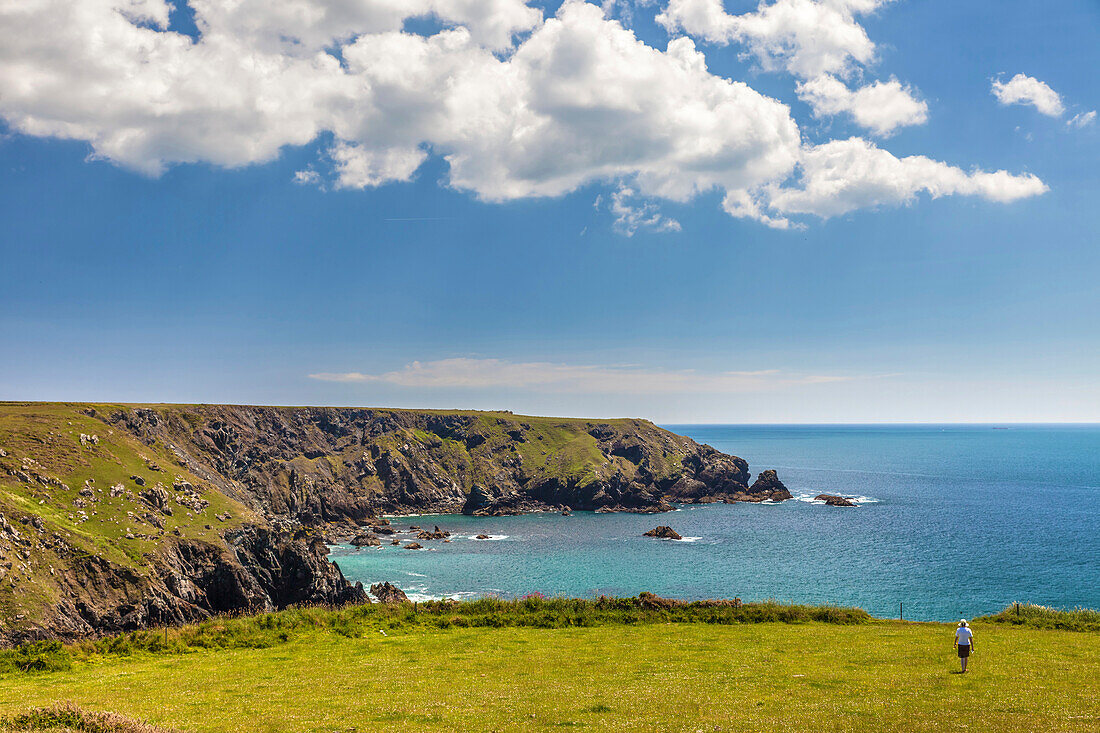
[955,619,974,672]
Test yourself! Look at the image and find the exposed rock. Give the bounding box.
[746,470,793,502]
[140,486,173,515]
[815,494,858,507]
[416,526,450,540]
[643,526,682,540]
[474,534,490,540]
[350,533,381,547]
[370,582,409,604]
[130,475,146,486]
[403,542,423,550]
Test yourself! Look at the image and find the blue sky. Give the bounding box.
[0,0,1097,422]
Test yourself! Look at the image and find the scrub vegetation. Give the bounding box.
[977,602,1100,632]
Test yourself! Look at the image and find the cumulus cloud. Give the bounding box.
[309,357,848,393]
[765,137,1048,218]
[0,0,1044,229]
[991,74,1065,117]
[658,1,930,137]
[797,75,927,137]
[657,0,891,79]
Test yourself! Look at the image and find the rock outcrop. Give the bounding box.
[745,470,793,502]
[643,526,682,540]
[815,494,857,507]
[370,582,410,604]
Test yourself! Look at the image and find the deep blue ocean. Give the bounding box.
[330,425,1100,621]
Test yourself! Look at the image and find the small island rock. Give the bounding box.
[815,494,858,507]
[643,526,682,540]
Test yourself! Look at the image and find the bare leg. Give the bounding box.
[962,654,968,673]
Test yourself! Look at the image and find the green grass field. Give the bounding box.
[1,609,1097,732]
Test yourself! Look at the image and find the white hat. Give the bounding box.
[959,619,968,627]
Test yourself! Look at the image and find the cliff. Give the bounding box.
[0,402,788,643]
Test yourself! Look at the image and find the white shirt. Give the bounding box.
[956,627,973,645]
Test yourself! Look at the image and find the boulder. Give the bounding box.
[643,526,682,540]
[474,534,490,540]
[815,494,857,507]
[403,542,423,550]
[350,533,381,547]
[370,582,409,604]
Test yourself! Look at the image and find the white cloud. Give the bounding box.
[607,186,681,236]
[991,74,1065,117]
[765,137,1048,218]
[309,357,848,393]
[657,1,929,137]
[293,168,321,185]
[331,141,428,188]
[657,0,891,79]
[0,0,1044,228]
[1067,110,1096,128]
[190,0,542,53]
[797,75,927,137]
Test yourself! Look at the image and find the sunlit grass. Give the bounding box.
[0,617,1096,732]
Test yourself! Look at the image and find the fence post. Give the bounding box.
[900,602,903,621]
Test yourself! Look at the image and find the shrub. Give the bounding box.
[976,603,1100,632]
[0,641,72,675]
[2,702,174,732]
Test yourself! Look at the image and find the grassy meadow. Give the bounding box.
[0,600,1097,732]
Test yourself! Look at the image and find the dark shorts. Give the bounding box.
[958,644,970,658]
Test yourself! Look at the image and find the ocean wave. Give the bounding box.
[464,534,509,541]
[402,590,483,603]
[404,571,427,578]
[678,536,703,542]
[794,492,879,505]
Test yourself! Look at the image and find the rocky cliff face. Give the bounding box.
[0,402,788,644]
[99,405,789,520]
[1,517,364,646]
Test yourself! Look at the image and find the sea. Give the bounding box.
[329,424,1100,621]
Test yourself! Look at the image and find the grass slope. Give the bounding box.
[0,403,256,628]
[0,601,1097,732]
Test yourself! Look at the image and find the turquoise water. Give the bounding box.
[330,425,1100,621]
